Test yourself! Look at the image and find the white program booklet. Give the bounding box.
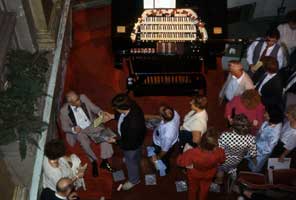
[268,158,291,170]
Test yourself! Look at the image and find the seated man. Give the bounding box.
[41,177,80,200]
[60,91,114,177]
[146,105,180,173]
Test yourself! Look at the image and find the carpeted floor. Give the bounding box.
[61,6,235,200]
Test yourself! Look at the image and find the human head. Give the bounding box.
[286,104,296,122]
[241,89,261,109]
[262,56,278,74]
[265,106,283,124]
[286,10,296,30]
[231,114,251,135]
[56,177,74,197]
[190,95,207,111]
[228,60,243,78]
[265,29,280,47]
[44,139,66,167]
[159,105,174,122]
[111,93,132,113]
[66,91,81,107]
[200,127,219,151]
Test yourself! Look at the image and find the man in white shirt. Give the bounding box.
[277,10,296,57]
[148,106,180,172]
[219,60,254,103]
[60,91,114,177]
[247,29,285,72]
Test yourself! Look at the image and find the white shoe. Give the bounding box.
[122,181,140,191]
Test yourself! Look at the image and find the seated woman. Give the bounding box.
[218,114,257,181]
[272,104,296,167]
[248,107,283,173]
[225,89,265,134]
[179,95,208,149]
[177,128,226,200]
[42,139,87,194]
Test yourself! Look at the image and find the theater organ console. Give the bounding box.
[118,8,208,96]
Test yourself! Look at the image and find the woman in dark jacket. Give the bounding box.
[104,93,146,190]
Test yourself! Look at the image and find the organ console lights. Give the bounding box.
[130,8,208,43]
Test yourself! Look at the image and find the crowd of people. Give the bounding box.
[40,9,296,200]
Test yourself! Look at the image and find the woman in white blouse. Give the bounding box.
[42,139,86,194]
[272,104,296,167]
[179,95,208,148]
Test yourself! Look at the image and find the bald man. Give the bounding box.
[219,60,254,103]
[41,177,79,200]
[60,91,114,177]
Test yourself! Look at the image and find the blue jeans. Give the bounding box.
[123,147,142,184]
[248,154,270,173]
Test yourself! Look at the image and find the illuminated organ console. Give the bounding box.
[124,9,208,95]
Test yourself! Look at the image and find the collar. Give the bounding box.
[70,105,78,111]
[232,72,244,83]
[266,73,276,79]
[55,193,67,199]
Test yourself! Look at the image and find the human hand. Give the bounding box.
[74,126,82,134]
[102,112,114,123]
[218,97,224,106]
[76,171,84,178]
[249,64,255,73]
[278,156,285,163]
[68,192,80,200]
[253,120,258,126]
[227,116,233,125]
[106,137,116,143]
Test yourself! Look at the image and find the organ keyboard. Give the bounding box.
[120,8,208,96]
[131,9,207,43]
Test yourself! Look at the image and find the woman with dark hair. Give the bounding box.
[179,95,208,149]
[225,89,265,134]
[177,128,226,200]
[248,107,283,172]
[218,114,257,175]
[42,139,86,194]
[104,93,146,190]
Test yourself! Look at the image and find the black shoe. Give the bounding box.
[100,160,114,172]
[92,160,99,177]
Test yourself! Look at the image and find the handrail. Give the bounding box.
[29,0,71,199]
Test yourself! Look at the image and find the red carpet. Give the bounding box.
[61,6,233,200]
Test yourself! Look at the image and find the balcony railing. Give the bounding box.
[29,0,72,199]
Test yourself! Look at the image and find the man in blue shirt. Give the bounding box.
[148,105,180,173]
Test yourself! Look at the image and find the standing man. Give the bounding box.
[277,9,296,64]
[60,91,114,177]
[219,60,254,104]
[104,93,146,190]
[247,28,285,74]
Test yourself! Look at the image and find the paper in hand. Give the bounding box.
[94,112,104,128]
[112,170,125,182]
[175,180,188,192]
[145,174,157,185]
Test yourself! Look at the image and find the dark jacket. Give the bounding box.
[115,101,146,150]
[258,74,284,112]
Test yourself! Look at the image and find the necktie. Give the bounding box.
[260,45,268,60]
